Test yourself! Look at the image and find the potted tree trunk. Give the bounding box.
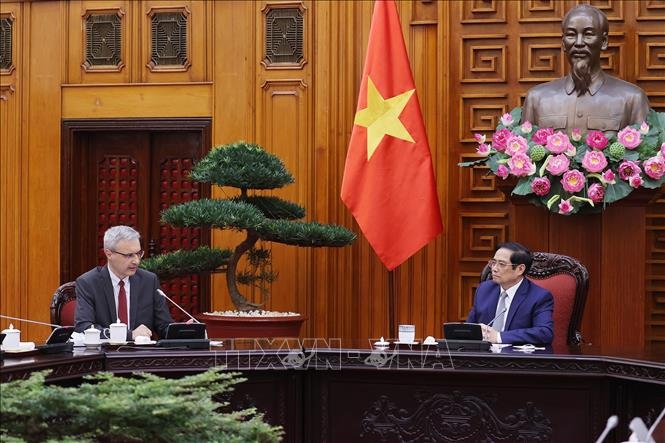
[141,141,356,337]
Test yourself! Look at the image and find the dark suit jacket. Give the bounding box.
[74,266,173,339]
[467,278,553,345]
[522,72,649,135]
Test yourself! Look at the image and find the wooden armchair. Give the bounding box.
[481,252,589,348]
[50,281,77,328]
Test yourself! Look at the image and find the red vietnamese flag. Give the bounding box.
[341,0,443,270]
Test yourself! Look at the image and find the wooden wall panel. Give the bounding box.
[449,1,665,350]
[66,1,132,84]
[0,3,22,335]
[66,1,209,84]
[0,1,67,340]
[1,1,663,350]
[256,79,311,315]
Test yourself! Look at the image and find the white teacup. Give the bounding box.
[398,324,415,344]
[84,326,102,345]
[1,324,21,349]
[103,320,127,343]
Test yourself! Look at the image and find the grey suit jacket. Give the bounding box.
[74,266,173,339]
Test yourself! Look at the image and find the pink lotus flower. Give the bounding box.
[617,127,642,149]
[546,131,573,154]
[476,143,491,156]
[565,144,577,157]
[532,128,554,145]
[492,128,512,152]
[618,160,641,180]
[639,122,649,135]
[474,133,486,144]
[558,199,573,215]
[629,175,644,188]
[561,169,586,193]
[496,164,510,179]
[586,131,609,150]
[500,113,514,126]
[660,142,665,157]
[643,156,665,180]
[531,177,551,196]
[571,128,582,142]
[602,170,616,184]
[582,150,608,173]
[520,121,533,134]
[588,183,605,203]
[505,135,529,156]
[545,154,570,176]
[507,153,536,177]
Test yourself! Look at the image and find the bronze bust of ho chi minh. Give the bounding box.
[521,4,650,135]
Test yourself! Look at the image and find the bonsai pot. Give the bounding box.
[197,313,306,338]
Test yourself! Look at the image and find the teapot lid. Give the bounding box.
[111,318,126,326]
[1,323,19,334]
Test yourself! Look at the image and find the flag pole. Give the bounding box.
[388,269,396,339]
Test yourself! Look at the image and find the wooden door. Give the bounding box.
[63,124,210,321]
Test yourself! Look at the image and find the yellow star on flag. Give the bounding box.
[354,77,415,160]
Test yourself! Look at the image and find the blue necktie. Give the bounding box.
[493,291,507,331]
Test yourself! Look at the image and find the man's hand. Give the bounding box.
[480,323,499,343]
[132,324,152,339]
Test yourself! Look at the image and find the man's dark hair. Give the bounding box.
[495,242,533,274]
[562,4,609,35]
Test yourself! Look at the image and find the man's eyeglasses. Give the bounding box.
[488,259,517,269]
[110,249,144,260]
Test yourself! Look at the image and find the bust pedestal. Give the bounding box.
[498,181,662,349]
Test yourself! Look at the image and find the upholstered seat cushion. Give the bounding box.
[528,274,577,349]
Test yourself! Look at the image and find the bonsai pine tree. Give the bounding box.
[142,141,356,312]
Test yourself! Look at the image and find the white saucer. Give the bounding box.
[107,341,128,345]
[1,342,36,352]
[373,341,390,347]
[84,342,102,348]
[394,341,419,345]
[133,340,156,346]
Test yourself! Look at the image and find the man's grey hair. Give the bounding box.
[104,225,141,250]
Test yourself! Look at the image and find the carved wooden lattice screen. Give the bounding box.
[95,155,140,266]
[157,158,203,320]
[92,153,204,322]
[447,1,665,349]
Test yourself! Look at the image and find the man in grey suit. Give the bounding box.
[74,225,173,340]
[522,4,649,135]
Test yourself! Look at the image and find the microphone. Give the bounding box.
[594,415,618,443]
[487,307,507,328]
[1,314,61,328]
[646,407,665,442]
[157,289,201,323]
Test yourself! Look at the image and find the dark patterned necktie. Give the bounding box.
[118,280,128,324]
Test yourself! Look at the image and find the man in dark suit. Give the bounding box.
[522,4,649,135]
[74,225,173,340]
[467,242,553,345]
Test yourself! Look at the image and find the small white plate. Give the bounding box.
[373,341,390,347]
[133,340,156,346]
[84,342,102,348]
[2,342,36,352]
[394,341,419,345]
[107,341,128,346]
